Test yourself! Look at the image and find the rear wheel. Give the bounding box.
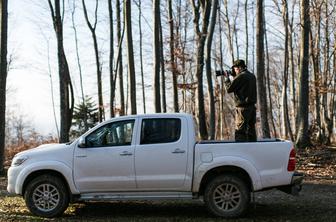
[24,175,69,217]
[204,175,250,218]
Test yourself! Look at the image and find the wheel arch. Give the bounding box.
[198,165,253,196]
[22,170,70,197]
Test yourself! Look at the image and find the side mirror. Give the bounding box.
[78,136,86,148]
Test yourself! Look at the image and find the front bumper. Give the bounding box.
[7,166,23,194]
[278,172,304,196]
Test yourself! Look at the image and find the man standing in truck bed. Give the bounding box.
[224,59,257,142]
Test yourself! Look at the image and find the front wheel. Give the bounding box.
[24,175,69,217]
[204,175,250,218]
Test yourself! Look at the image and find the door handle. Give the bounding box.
[172,148,186,154]
[75,155,87,158]
[120,151,133,156]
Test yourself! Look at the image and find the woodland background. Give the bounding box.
[0,0,335,173]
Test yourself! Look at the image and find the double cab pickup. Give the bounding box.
[7,113,303,218]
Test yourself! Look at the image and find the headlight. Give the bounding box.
[11,156,29,166]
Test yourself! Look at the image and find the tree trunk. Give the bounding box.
[244,0,249,66]
[125,0,136,114]
[321,1,332,145]
[288,2,296,136]
[168,0,179,112]
[217,2,226,139]
[137,0,146,113]
[159,11,167,113]
[223,0,235,63]
[256,0,270,138]
[190,0,211,140]
[296,0,311,149]
[46,39,60,140]
[82,0,104,122]
[0,0,7,173]
[48,0,74,143]
[117,0,125,115]
[69,0,85,104]
[264,22,277,138]
[205,0,218,140]
[108,0,115,118]
[281,0,294,140]
[153,0,161,113]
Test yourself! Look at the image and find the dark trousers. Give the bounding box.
[235,106,257,142]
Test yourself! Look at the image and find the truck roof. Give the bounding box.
[107,112,193,121]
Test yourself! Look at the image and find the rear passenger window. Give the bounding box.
[140,118,181,144]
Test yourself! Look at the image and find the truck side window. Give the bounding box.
[140,118,181,144]
[86,120,135,147]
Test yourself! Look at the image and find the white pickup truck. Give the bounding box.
[7,113,303,218]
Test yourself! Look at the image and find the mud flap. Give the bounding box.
[277,172,304,196]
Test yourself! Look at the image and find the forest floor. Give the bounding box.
[0,145,335,222]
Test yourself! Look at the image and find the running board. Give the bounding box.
[79,192,194,201]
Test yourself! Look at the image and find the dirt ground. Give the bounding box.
[0,146,335,222]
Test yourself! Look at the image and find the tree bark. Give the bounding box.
[281,0,294,140]
[168,0,179,112]
[125,0,136,114]
[108,0,115,118]
[264,21,277,138]
[0,0,8,173]
[153,0,161,113]
[159,10,167,113]
[190,0,211,140]
[256,0,271,138]
[296,0,311,149]
[288,1,297,136]
[223,0,235,63]
[137,0,146,113]
[117,0,125,115]
[205,0,218,140]
[321,0,332,145]
[48,0,74,143]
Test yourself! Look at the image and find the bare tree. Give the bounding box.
[136,0,146,113]
[281,0,294,140]
[168,0,179,112]
[245,0,249,66]
[223,0,235,63]
[45,37,60,140]
[153,0,161,113]
[264,22,277,137]
[321,0,334,145]
[256,0,271,138]
[108,0,115,117]
[48,0,74,143]
[296,0,311,148]
[205,0,218,140]
[159,9,167,112]
[117,0,125,115]
[82,0,104,122]
[125,0,137,114]
[190,0,212,139]
[69,0,85,104]
[0,0,7,173]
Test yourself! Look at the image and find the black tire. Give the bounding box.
[204,175,250,218]
[24,174,69,218]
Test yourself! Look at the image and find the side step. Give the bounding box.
[79,192,194,201]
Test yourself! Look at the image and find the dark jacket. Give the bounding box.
[224,69,257,107]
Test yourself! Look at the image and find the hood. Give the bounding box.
[16,143,69,157]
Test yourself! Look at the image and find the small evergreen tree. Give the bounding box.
[70,96,98,139]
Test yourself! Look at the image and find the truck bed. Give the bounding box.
[198,138,282,144]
